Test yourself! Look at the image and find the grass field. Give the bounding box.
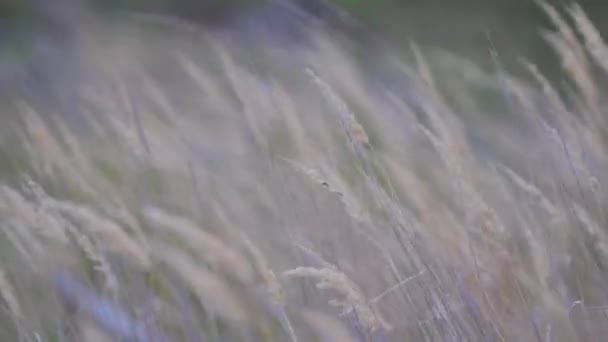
[1,2,608,341]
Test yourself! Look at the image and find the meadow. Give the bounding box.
[0,2,607,341]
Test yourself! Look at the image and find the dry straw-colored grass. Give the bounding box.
[1,2,608,341]
[284,266,392,333]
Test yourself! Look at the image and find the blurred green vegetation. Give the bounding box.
[2,0,608,77]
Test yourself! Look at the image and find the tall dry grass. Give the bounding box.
[0,2,608,341]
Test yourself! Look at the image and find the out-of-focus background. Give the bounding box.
[3,0,608,74]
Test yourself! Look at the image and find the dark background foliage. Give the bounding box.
[2,0,608,77]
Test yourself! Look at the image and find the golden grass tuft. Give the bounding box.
[284,266,392,332]
[158,247,249,325]
[143,206,254,283]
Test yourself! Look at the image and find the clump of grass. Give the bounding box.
[142,206,253,283]
[158,247,249,326]
[57,202,151,270]
[284,265,392,333]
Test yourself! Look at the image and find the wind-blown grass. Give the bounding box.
[0,2,607,341]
